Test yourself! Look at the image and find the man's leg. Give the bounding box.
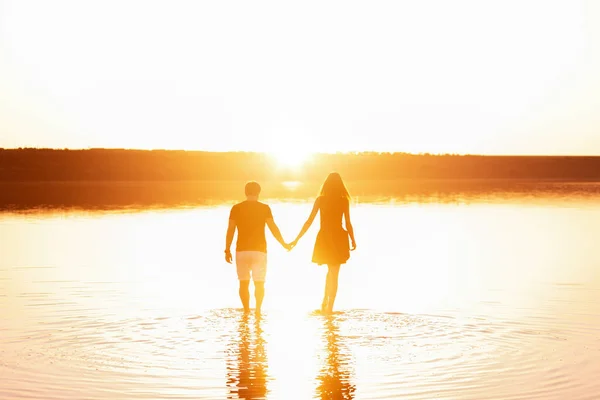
[236,252,252,313]
[251,252,267,316]
[254,281,265,315]
[239,280,251,313]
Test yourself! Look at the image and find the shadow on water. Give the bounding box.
[316,316,356,400]
[226,314,269,399]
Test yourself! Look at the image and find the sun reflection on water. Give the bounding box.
[281,180,303,191]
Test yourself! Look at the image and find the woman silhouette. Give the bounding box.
[291,172,356,314]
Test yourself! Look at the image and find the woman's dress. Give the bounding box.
[311,196,350,265]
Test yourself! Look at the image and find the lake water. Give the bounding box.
[1,185,600,399]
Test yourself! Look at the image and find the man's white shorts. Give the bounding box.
[236,251,267,282]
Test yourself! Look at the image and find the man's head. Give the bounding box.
[245,181,261,198]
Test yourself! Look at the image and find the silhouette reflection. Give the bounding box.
[226,314,268,399]
[316,316,356,399]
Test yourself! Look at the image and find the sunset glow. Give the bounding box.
[1,1,599,154]
[3,2,600,399]
[270,148,313,170]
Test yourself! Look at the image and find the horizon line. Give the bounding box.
[1,147,600,157]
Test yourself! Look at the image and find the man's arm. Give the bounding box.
[225,219,236,263]
[266,218,289,250]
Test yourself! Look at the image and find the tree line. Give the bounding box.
[1,148,600,181]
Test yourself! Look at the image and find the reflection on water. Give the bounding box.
[316,317,356,400]
[227,315,269,399]
[224,312,357,400]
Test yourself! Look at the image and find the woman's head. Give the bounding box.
[319,172,350,198]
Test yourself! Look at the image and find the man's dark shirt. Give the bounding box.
[229,200,273,253]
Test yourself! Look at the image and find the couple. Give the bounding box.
[224,172,357,315]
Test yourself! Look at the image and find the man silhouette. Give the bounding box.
[225,181,289,315]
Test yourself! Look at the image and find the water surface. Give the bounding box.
[1,188,600,399]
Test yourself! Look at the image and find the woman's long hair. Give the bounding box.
[319,172,350,199]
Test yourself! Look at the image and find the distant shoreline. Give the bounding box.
[2,179,599,211]
[2,148,600,182]
[3,149,600,210]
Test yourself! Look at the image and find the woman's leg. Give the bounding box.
[321,277,329,312]
[324,264,341,313]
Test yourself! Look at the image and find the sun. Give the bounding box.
[266,128,315,169]
[270,148,313,170]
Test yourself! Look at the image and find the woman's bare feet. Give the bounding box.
[321,298,328,314]
[320,299,334,315]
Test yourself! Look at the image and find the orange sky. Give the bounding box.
[1,0,599,155]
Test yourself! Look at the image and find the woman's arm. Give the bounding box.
[343,198,356,250]
[292,197,321,246]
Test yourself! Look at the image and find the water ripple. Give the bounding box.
[1,309,598,399]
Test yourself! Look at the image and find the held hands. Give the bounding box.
[284,237,355,252]
[226,238,354,262]
[283,238,299,251]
